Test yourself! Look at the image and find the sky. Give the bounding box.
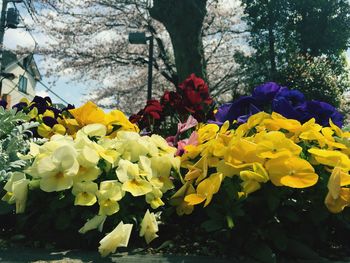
[3,1,350,108]
[5,28,88,107]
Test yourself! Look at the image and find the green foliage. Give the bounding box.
[0,107,39,181]
[236,0,350,104]
[276,54,350,107]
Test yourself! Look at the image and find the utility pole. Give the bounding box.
[0,0,22,97]
[0,0,9,97]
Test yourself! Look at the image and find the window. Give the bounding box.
[18,76,28,93]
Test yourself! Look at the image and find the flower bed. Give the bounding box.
[1,75,350,262]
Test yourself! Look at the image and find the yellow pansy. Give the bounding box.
[97,180,124,216]
[116,159,152,197]
[197,124,219,143]
[2,172,29,214]
[308,148,350,171]
[321,127,347,149]
[37,123,66,138]
[98,221,133,257]
[35,144,79,192]
[79,215,107,234]
[69,101,106,127]
[169,182,196,216]
[145,188,165,209]
[148,156,174,192]
[139,210,159,244]
[72,181,98,206]
[256,131,302,159]
[325,167,350,213]
[240,163,269,194]
[235,112,271,137]
[105,109,139,135]
[184,155,208,184]
[266,157,318,188]
[185,172,223,207]
[263,112,301,133]
[225,138,263,168]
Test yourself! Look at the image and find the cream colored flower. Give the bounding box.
[79,215,107,234]
[99,221,133,257]
[139,210,159,244]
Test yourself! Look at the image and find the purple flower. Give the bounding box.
[213,96,261,125]
[42,116,58,127]
[0,100,7,108]
[272,87,307,120]
[12,101,28,111]
[301,101,344,127]
[252,82,282,104]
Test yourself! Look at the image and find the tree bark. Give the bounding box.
[149,0,208,84]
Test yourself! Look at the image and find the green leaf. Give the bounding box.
[201,219,224,232]
[226,215,235,229]
[0,201,13,215]
[247,242,276,263]
[268,226,288,251]
[285,239,321,260]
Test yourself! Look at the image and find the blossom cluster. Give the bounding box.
[12,97,138,139]
[2,103,179,257]
[212,82,344,127]
[2,77,350,258]
[172,111,350,215]
[130,74,214,132]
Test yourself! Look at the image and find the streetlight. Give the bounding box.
[128,32,154,101]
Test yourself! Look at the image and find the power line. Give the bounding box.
[36,79,70,105]
[12,2,38,49]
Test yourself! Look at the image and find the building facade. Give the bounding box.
[1,50,41,107]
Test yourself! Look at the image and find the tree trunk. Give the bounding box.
[149,0,207,84]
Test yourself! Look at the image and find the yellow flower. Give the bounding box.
[184,155,208,184]
[79,215,107,234]
[185,172,223,207]
[69,101,106,127]
[145,188,165,209]
[81,123,107,137]
[308,148,350,171]
[197,124,219,143]
[36,144,80,192]
[325,167,350,213]
[97,180,124,216]
[256,131,302,159]
[116,159,153,197]
[263,112,301,133]
[72,181,98,206]
[37,123,66,138]
[240,163,269,194]
[146,156,174,192]
[266,157,318,188]
[2,172,29,214]
[225,138,262,168]
[139,210,159,244]
[105,109,139,135]
[98,221,133,257]
[58,117,80,136]
[169,182,196,216]
[235,112,271,137]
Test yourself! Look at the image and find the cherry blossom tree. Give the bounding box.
[28,0,248,113]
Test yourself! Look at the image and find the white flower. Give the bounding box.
[98,221,133,257]
[79,215,107,234]
[139,209,159,244]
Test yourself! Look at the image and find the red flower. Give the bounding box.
[143,100,163,120]
[178,74,213,107]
